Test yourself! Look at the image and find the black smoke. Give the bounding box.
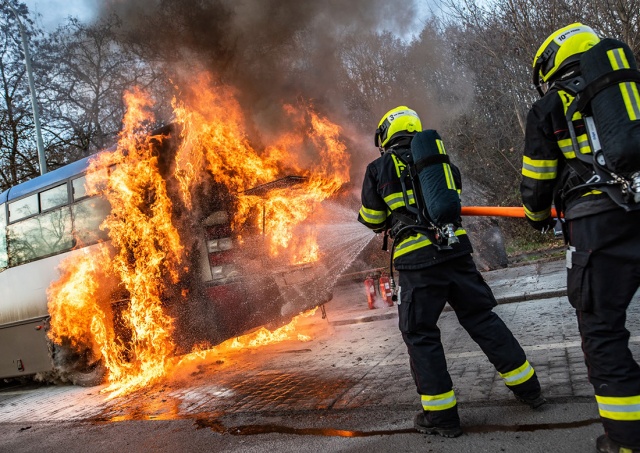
[97,0,419,142]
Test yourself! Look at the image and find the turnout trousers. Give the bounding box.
[397,254,541,427]
[567,208,640,448]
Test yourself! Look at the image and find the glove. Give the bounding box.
[527,216,557,234]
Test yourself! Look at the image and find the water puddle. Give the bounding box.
[195,419,415,436]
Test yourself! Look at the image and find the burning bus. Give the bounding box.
[0,87,349,389]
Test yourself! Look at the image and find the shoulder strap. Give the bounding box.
[414,154,450,173]
[576,68,640,111]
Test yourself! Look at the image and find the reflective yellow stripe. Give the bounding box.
[558,134,592,159]
[436,139,457,191]
[627,81,640,120]
[596,394,640,421]
[384,191,415,210]
[393,229,467,259]
[359,205,387,224]
[522,156,557,180]
[576,133,593,156]
[523,205,551,222]
[421,390,457,411]
[608,47,631,70]
[620,81,640,120]
[392,153,406,178]
[499,360,535,386]
[557,138,576,159]
[618,80,640,120]
[608,48,640,121]
[559,90,583,120]
[394,233,431,258]
[581,190,603,196]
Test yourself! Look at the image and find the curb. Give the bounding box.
[495,289,567,305]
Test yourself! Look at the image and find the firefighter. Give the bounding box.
[522,23,640,453]
[359,106,545,438]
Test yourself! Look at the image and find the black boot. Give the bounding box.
[413,412,462,438]
[515,392,547,409]
[597,435,640,453]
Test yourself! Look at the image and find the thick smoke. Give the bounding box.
[93,0,426,190]
[98,2,415,124]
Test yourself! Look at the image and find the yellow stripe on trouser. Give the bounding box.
[499,360,535,386]
[422,390,457,411]
[596,394,640,421]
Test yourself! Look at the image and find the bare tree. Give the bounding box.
[0,0,41,190]
[37,14,161,162]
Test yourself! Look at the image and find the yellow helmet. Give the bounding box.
[532,23,600,96]
[374,106,422,149]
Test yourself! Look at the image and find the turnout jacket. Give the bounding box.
[521,86,619,222]
[358,145,473,271]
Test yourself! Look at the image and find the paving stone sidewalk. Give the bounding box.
[1,258,638,431]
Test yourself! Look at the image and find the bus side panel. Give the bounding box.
[0,318,52,379]
[0,253,69,325]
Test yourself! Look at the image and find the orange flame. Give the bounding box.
[177,308,317,364]
[47,73,349,396]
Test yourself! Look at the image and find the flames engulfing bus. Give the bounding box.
[0,125,333,384]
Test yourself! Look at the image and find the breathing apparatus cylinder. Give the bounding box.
[580,38,640,176]
[410,130,461,244]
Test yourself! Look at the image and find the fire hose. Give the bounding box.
[460,206,561,218]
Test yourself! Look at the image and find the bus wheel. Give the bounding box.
[51,342,107,387]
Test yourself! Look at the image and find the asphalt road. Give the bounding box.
[2,258,638,453]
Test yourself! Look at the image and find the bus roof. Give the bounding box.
[0,154,97,205]
[0,125,175,206]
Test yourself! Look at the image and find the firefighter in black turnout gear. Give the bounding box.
[523,24,640,453]
[358,106,545,438]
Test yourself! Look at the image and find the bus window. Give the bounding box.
[8,194,38,222]
[72,175,87,200]
[40,183,69,211]
[7,207,74,266]
[0,204,7,269]
[73,167,110,200]
[72,197,110,245]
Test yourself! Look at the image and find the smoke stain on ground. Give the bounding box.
[194,418,602,437]
[194,418,414,436]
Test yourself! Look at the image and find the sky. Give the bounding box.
[22,0,97,30]
[22,1,437,35]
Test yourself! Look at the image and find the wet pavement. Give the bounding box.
[1,257,639,453]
